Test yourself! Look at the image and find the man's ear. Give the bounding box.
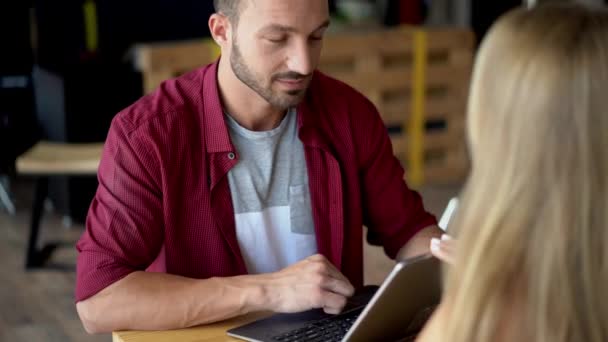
[208,13,232,49]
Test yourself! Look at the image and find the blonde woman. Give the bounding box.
[419,4,608,342]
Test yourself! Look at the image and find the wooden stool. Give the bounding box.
[16,141,103,269]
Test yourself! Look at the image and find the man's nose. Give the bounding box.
[286,41,314,76]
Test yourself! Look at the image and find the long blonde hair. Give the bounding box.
[444,4,608,341]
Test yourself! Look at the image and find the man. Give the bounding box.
[76,0,442,334]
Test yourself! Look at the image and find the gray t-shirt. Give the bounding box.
[226,108,317,274]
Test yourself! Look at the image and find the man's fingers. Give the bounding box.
[319,290,348,315]
[304,254,355,301]
[323,306,342,315]
[323,261,351,284]
[307,254,353,291]
[270,255,357,314]
[316,274,355,297]
[306,254,327,263]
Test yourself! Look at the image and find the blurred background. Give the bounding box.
[0,0,601,341]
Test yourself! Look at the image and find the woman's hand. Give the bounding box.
[430,234,456,265]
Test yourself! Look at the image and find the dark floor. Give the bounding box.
[0,179,459,342]
[0,180,109,342]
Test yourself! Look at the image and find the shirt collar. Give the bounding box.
[202,60,234,153]
[296,72,332,153]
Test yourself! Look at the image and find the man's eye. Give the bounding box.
[267,37,287,43]
[310,36,324,42]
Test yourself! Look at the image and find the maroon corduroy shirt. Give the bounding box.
[75,61,437,302]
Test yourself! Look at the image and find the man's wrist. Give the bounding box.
[228,274,273,313]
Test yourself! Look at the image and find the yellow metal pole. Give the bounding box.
[83,0,99,53]
[205,39,222,59]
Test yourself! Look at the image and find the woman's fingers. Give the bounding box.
[430,234,456,265]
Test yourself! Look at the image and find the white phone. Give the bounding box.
[438,197,459,232]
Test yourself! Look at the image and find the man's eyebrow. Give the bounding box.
[258,20,331,35]
[313,20,331,33]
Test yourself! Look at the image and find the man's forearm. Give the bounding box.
[396,225,443,261]
[76,271,267,333]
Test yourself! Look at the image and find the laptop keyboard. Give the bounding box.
[269,305,434,342]
[271,308,362,342]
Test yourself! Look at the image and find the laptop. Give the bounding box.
[227,253,442,342]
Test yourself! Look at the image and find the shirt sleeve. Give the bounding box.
[75,116,164,302]
[354,97,437,259]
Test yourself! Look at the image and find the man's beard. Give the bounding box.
[230,39,309,110]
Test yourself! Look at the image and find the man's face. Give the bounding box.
[228,0,330,110]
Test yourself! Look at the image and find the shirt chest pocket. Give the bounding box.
[289,184,314,235]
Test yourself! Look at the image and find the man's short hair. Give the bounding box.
[214,0,243,23]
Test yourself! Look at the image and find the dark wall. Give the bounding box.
[35,1,216,71]
[0,2,38,173]
[472,0,522,42]
[0,3,33,74]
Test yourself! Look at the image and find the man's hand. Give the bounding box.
[430,234,456,265]
[261,254,355,315]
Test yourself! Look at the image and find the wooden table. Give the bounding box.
[112,312,271,342]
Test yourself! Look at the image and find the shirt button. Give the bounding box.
[227,152,236,160]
